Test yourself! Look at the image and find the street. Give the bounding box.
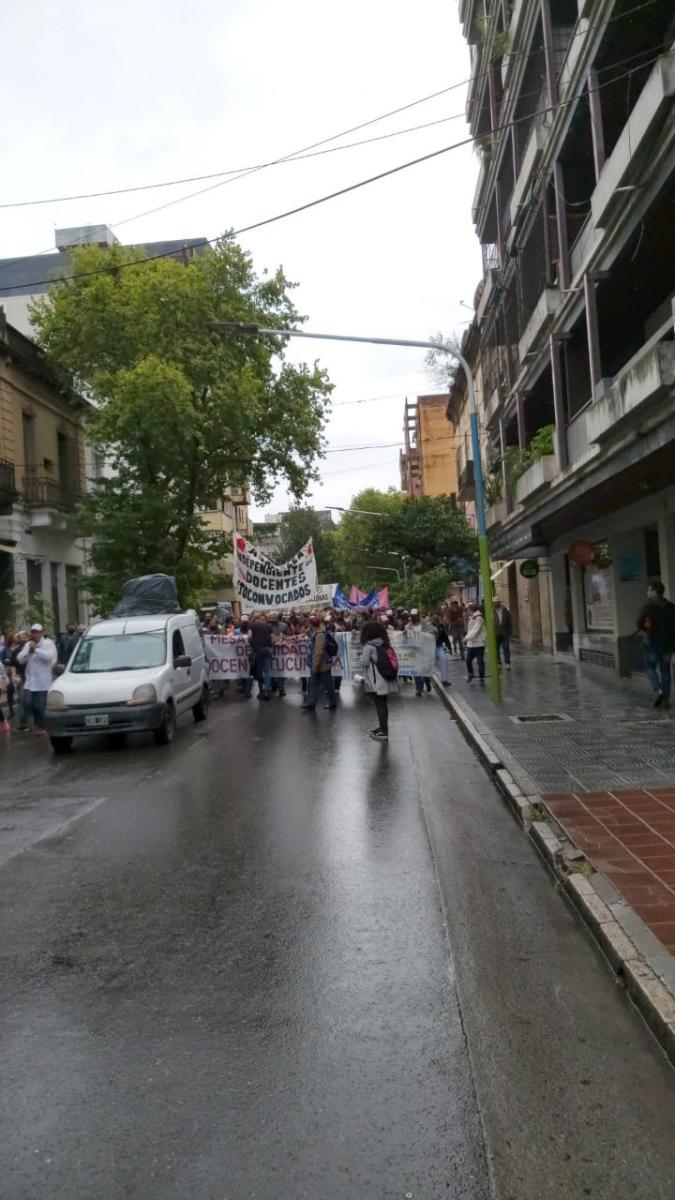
[3,685,675,1200]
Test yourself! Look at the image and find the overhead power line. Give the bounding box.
[0,0,660,213]
[1,45,669,295]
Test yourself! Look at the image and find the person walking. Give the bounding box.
[465,604,487,685]
[16,623,56,735]
[249,614,273,701]
[637,580,675,708]
[270,613,289,698]
[360,620,399,741]
[56,622,80,666]
[407,608,434,695]
[493,599,512,668]
[447,600,465,656]
[302,615,338,712]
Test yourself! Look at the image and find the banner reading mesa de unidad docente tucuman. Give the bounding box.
[204,631,436,680]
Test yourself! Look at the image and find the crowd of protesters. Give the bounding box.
[198,600,494,741]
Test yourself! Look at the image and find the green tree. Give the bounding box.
[277,506,338,582]
[334,488,405,589]
[381,495,478,576]
[31,240,332,612]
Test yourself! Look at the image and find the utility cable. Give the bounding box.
[0,0,661,213]
[1,44,669,295]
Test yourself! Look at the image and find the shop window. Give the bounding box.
[583,542,614,632]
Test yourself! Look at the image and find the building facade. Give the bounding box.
[0,312,89,630]
[457,0,675,670]
[201,488,253,607]
[400,393,458,498]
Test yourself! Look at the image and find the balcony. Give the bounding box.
[518,288,560,362]
[591,52,675,228]
[0,458,17,516]
[486,496,507,527]
[514,454,557,505]
[509,123,546,233]
[22,474,82,529]
[586,341,675,444]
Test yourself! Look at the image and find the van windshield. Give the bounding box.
[70,631,167,673]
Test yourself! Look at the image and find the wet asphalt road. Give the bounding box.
[2,684,675,1200]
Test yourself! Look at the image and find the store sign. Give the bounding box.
[584,564,614,632]
[519,559,539,579]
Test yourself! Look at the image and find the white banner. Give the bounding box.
[233,535,318,611]
[204,630,435,680]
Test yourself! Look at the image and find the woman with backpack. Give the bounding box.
[360,620,399,742]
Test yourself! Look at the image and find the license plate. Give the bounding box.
[85,714,110,728]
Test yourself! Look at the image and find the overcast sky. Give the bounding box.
[1,0,481,520]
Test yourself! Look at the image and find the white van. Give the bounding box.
[45,611,208,753]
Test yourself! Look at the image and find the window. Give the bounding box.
[22,413,36,472]
[50,562,61,634]
[71,631,167,673]
[26,559,42,606]
[66,566,80,624]
[172,630,186,661]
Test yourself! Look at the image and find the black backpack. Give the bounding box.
[659,600,675,654]
[323,630,339,663]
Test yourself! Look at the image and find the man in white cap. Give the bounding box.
[17,623,57,735]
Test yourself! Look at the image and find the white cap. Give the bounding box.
[30,623,43,632]
[410,608,419,616]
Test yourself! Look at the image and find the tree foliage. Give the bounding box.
[334,489,477,595]
[31,240,332,612]
[333,488,405,590]
[277,507,338,582]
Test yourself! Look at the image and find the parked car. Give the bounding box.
[45,611,208,753]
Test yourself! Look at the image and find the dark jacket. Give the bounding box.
[434,622,451,650]
[493,604,512,637]
[311,627,334,674]
[637,597,675,654]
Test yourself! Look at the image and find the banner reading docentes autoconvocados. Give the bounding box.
[233,535,317,611]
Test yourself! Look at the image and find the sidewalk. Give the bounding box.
[435,648,675,1034]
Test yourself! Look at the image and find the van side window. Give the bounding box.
[172,630,186,661]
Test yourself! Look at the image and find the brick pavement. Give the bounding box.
[440,649,675,955]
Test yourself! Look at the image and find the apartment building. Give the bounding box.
[400,394,459,498]
[456,0,675,670]
[201,489,253,607]
[0,312,89,629]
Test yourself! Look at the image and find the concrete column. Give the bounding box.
[516,393,527,448]
[657,507,675,600]
[584,273,603,388]
[540,0,558,109]
[550,335,568,471]
[553,163,570,290]
[569,562,586,659]
[609,529,648,674]
[588,68,606,182]
[549,553,568,652]
[499,417,512,514]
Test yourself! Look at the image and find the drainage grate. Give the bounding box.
[510,713,573,724]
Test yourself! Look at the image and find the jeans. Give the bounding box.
[415,676,432,695]
[371,693,389,735]
[306,671,337,709]
[26,689,48,728]
[466,646,485,679]
[497,634,511,665]
[645,651,671,698]
[254,647,273,694]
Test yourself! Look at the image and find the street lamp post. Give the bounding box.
[210,321,501,702]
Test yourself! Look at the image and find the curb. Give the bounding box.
[433,674,675,1069]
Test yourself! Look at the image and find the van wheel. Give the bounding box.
[193,684,209,722]
[153,703,176,745]
[50,736,73,754]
